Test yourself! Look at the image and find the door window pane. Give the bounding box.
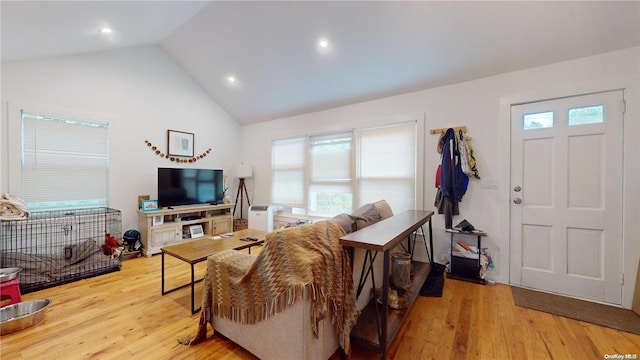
[568,105,604,126]
[523,111,554,130]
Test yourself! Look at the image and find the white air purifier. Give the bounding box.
[248,205,273,232]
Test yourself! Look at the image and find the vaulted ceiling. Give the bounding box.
[2,1,640,124]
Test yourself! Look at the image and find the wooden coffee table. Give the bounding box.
[161,228,268,314]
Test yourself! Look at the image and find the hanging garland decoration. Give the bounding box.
[144,140,212,163]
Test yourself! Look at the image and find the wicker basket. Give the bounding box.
[233,218,248,231]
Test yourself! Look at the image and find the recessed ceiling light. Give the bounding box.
[316,37,332,54]
[224,74,240,88]
[99,27,113,34]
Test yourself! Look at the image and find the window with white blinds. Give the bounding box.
[308,132,353,216]
[271,137,306,207]
[22,111,109,210]
[356,122,416,213]
[271,121,417,216]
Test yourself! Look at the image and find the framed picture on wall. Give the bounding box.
[168,129,194,157]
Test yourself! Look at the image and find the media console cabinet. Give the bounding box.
[137,204,234,257]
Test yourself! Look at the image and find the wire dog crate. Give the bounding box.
[0,207,122,293]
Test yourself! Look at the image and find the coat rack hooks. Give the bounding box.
[429,126,467,135]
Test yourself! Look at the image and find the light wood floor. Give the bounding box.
[2,250,639,359]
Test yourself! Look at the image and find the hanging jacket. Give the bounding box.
[459,130,480,179]
[459,132,472,175]
[439,128,467,203]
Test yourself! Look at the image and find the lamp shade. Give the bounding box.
[236,163,252,178]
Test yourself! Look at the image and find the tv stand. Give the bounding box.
[137,203,234,257]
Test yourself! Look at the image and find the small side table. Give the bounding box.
[446,228,487,284]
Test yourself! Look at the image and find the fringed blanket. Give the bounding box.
[184,220,359,354]
[0,193,30,220]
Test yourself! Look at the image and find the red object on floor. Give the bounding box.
[0,278,22,307]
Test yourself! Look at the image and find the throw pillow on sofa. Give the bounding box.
[349,203,382,230]
[331,213,356,234]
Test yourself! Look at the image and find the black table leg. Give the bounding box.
[429,218,434,263]
[379,250,390,359]
[161,252,165,294]
[191,264,196,314]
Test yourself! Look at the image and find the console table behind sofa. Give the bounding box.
[339,210,434,360]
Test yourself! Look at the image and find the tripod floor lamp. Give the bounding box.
[233,163,252,219]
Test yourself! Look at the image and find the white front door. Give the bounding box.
[509,90,624,304]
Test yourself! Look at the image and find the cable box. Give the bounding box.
[182,215,201,221]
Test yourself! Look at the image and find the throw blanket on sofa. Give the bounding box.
[185,220,360,354]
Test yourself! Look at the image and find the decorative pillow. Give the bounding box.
[331,213,356,234]
[349,203,382,230]
[67,239,100,265]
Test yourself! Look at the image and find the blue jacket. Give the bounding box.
[439,128,467,203]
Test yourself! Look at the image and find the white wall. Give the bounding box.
[1,45,241,232]
[241,47,640,308]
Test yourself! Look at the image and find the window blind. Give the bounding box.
[22,111,109,210]
[271,137,306,207]
[271,122,417,217]
[356,122,416,213]
[308,132,353,216]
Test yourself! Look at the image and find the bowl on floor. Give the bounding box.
[0,299,52,335]
[0,267,22,283]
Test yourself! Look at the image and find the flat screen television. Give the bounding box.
[158,168,224,208]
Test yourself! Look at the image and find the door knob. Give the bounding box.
[514,186,521,192]
[513,197,522,204]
